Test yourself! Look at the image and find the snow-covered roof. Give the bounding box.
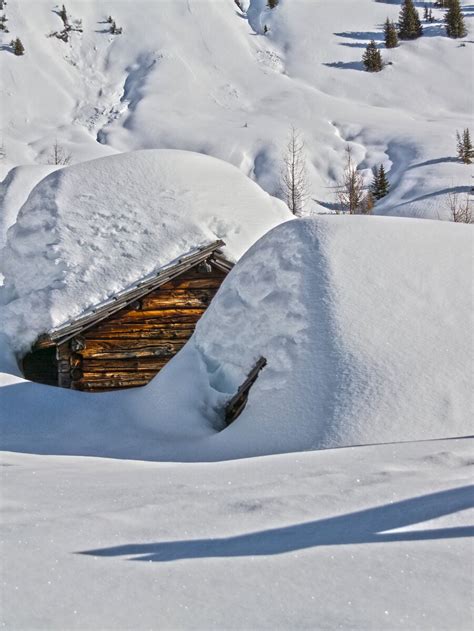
[1,149,291,350]
[42,240,231,346]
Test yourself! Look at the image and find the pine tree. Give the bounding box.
[456,129,473,164]
[445,0,467,38]
[399,0,423,39]
[370,165,390,199]
[337,146,366,214]
[424,4,429,21]
[363,41,383,72]
[384,18,399,48]
[11,37,25,56]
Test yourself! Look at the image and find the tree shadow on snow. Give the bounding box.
[408,156,459,170]
[324,61,365,71]
[78,486,474,562]
[335,31,385,42]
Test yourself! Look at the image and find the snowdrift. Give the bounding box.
[0,149,290,349]
[1,216,471,461]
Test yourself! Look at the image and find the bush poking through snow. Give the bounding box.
[363,41,383,72]
[336,146,367,214]
[446,190,472,223]
[11,37,24,55]
[47,140,71,165]
[456,128,474,164]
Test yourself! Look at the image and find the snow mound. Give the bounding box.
[0,216,472,462]
[1,149,290,349]
[187,215,473,457]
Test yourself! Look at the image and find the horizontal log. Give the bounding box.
[79,338,185,354]
[141,295,212,309]
[78,371,159,383]
[82,357,168,372]
[83,328,195,341]
[159,277,224,290]
[76,383,146,392]
[113,315,203,326]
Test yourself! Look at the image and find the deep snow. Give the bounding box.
[0,149,290,349]
[0,0,473,225]
[1,215,472,461]
[1,439,473,630]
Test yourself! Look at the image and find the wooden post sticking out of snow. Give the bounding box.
[224,357,267,426]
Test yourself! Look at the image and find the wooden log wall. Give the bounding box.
[66,266,226,392]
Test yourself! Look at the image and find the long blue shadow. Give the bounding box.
[78,486,474,562]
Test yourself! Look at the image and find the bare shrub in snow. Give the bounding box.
[47,140,72,166]
[447,190,473,224]
[336,146,366,214]
[281,127,309,216]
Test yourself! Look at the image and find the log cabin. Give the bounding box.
[21,240,233,392]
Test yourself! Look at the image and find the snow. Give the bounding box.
[1,1,473,626]
[0,149,290,350]
[1,216,472,461]
[1,0,473,224]
[2,438,473,630]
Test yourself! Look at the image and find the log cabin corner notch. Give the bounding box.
[21,240,233,392]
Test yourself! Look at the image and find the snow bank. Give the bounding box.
[187,215,473,457]
[1,216,471,461]
[0,149,290,349]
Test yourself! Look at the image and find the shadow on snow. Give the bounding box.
[78,486,474,563]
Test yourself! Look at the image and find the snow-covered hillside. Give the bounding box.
[1,0,473,228]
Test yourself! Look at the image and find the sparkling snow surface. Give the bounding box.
[2,439,473,630]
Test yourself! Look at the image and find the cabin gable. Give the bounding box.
[21,243,231,392]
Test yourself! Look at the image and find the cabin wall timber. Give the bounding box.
[22,249,229,392]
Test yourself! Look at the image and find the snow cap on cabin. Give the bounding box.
[1,149,291,350]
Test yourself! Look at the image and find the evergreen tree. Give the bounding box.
[11,37,25,55]
[363,41,383,72]
[456,129,473,164]
[370,165,390,199]
[398,0,423,39]
[445,0,467,38]
[384,18,399,48]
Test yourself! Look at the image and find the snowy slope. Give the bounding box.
[0,0,473,225]
[0,149,290,349]
[2,439,473,630]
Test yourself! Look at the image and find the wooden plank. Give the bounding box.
[114,314,203,326]
[83,328,195,341]
[141,294,213,309]
[79,338,185,353]
[76,380,149,391]
[82,357,168,372]
[79,371,158,382]
[158,277,223,290]
[224,357,267,425]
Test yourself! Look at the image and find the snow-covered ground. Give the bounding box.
[2,438,473,630]
[0,0,473,228]
[1,2,473,628]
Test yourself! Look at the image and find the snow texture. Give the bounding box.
[1,439,473,630]
[1,216,472,460]
[0,149,290,349]
[1,0,473,223]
